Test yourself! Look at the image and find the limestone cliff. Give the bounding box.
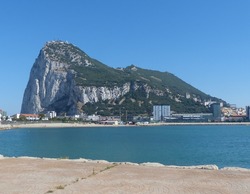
[21,41,131,115]
[21,41,224,116]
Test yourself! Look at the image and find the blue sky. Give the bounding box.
[0,0,249,115]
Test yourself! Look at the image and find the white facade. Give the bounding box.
[15,114,39,121]
[153,105,170,121]
[100,120,119,125]
[87,114,100,121]
[46,111,57,119]
[153,105,161,121]
[162,105,171,118]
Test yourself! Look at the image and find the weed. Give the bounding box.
[56,185,65,189]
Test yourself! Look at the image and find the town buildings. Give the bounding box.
[2,102,250,124]
[152,103,224,122]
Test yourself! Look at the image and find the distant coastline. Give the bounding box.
[1,121,250,130]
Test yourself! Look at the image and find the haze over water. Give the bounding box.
[1,125,250,169]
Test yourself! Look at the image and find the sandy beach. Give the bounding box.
[0,156,250,194]
[0,122,106,130]
[1,121,250,130]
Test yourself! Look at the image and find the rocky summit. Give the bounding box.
[21,41,224,116]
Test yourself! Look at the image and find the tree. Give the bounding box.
[19,115,27,121]
[39,114,45,120]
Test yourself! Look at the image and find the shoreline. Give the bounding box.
[1,156,250,193]
[1,121,250,130]
[1,154,250,171]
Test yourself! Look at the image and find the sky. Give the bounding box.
[0,0,249,115]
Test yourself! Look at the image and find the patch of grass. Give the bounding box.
[100,164,118,172]
[56,185,65,190]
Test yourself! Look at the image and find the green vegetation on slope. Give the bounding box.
[45,41,226,115]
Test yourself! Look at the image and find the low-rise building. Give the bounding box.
[99,120,119,125]
[13,114,39,121]
[172,113,213,122]
[86,114,100,122]
[99,116,121,125]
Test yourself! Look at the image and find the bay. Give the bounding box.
[0,125,250,168]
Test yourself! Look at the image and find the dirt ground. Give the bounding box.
[0,157,250,194]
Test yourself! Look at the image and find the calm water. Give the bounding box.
[0,125,250,168]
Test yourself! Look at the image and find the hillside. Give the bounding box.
[21,41,225,116]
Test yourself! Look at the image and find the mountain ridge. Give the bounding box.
[21,41,226,116]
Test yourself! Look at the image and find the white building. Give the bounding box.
[153,105,171,121]
[46,111,57,119]
[87,114,100,122]
[13,114,39,121]
[100,120,119,125]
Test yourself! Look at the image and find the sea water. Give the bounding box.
[0,125,250,168]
